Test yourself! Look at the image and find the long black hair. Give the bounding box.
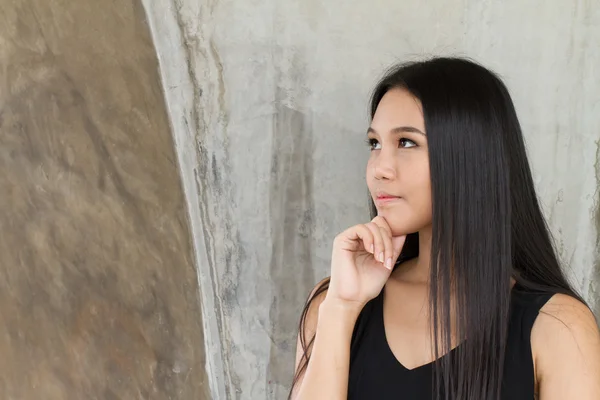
[289,57,586,400]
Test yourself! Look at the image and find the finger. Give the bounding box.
[371,217,400,268]
[375,225,394,270]
[364,222,387,268]
[338,224,374,254]
[371,216,392,237]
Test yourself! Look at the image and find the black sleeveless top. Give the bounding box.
[348,282,554,399]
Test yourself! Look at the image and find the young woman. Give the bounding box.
[289,57,600,400]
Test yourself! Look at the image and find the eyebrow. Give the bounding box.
[367,126,426,136]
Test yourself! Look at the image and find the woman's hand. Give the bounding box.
[326,216,406,308]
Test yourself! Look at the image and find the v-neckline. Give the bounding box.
[379,283,520,372]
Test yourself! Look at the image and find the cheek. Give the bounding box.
[400,155,430,196]
[414,169,432,208]
[412,165,432,215]
[366,156,375,175]
[385,164,432,235]
[365,159,377,192]
[378,200,431,236]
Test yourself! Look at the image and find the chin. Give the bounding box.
[377,209,429,237]
[378,215,415,236]
[389,224,416,237]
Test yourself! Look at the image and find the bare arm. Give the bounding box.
[534,294,600,399]
[291,296,362,400]
[291,218,405,399]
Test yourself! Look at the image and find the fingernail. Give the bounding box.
[386,258,392,270]
[370,244,374,253]
[379,252,384,263]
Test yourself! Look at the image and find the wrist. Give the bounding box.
[319,297,364,320]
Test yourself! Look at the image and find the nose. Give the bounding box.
[372,151,397,181]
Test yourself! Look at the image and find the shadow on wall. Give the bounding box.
[0,1,209,398]
[267,104,316,396]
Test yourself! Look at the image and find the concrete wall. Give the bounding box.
[1,0,597,399]
[142,0,599,399]
[0,1,209,398]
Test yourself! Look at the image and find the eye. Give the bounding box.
[399,138,417,148]
[365,138,381,151]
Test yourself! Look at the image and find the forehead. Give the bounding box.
[371,88,425,133]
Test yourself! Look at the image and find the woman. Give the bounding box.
[289,57,600,400]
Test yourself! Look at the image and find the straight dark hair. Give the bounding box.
[289,57,586,400]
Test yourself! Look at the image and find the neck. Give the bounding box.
[392,225,433,284]
[392,225,517,290]
[414,226,433,282]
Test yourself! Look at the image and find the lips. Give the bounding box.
[374,191,401,206]
[375,191,401,200]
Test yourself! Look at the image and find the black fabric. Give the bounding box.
[348,282,554,399]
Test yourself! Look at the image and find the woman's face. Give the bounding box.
[366,87,432,236]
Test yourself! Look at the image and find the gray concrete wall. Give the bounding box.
[142,1,600,399]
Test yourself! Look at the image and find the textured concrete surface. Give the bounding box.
[146,1,600,399]
[0,1,209,398]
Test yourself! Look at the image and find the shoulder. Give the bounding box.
[531,293,600,398]
[533,293,599,345]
